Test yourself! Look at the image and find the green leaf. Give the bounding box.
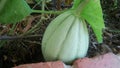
[0,0,32,23]
[81,0,105,43]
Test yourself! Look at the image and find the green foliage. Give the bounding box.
[80,0,105,43]
[0,0,31,23]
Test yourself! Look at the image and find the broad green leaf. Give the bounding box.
[0,0,32,23]
[81,0,105,43]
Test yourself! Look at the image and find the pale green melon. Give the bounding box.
[42,11,89,64]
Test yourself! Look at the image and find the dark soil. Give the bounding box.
[0,0,120,68]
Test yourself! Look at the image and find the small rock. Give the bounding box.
[13,61,65,68]
[73,53,120,68]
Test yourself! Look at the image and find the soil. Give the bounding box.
[0,0,120,68]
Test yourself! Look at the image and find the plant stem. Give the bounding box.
[32,10,66,14]
[32,0,67,14]
[9,23,16,35]
[32,0,42,9]
[42,0,45,13]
